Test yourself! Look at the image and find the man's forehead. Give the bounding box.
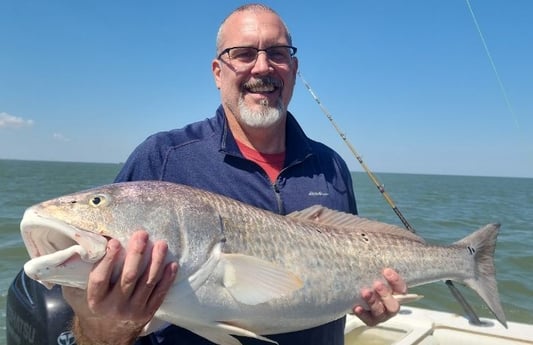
[221,11,288,45]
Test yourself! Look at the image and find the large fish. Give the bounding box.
[20,181,507,345]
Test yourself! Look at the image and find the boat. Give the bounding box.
[344,306,533,345]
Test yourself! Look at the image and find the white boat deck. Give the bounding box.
[344,306,533,345]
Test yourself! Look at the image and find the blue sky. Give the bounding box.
[1,1,531,178]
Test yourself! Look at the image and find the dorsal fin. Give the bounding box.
[287,205,425,243]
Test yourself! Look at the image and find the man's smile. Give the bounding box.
[243,77,283,94]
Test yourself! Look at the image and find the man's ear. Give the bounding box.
[212,59,222,89]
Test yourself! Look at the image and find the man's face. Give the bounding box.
[212,10,298,128]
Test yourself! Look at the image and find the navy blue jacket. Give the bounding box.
[116,105,357,345]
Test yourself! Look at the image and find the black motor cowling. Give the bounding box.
[6,269,76,345]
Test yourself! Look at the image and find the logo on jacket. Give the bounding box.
[308,191,329,197]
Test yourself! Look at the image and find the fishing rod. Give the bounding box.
[297,71,484,326]
[297,71,415,232]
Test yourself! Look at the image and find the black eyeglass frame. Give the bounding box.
[217,45,298,62]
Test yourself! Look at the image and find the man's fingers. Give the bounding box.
[63,229,176,342]
[130,240,171,307]
[374,280,400,317]
[119,231,151,298]
[353,288,382,326]
[146,261,178,312]
[353,268,408,327]
[379,268,406,315]
[383,268,407,294]
[145,240,170,286]
[86,238,122,306]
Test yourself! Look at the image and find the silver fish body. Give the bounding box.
[20,181,507,345]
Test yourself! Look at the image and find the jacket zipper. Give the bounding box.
[272,181,284,214]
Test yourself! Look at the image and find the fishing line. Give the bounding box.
[465,0,520,129]
[297,71,484,326]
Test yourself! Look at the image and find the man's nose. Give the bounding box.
[251,51,272,74]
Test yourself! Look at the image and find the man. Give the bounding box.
[63,4,407,345]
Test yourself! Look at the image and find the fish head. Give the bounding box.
[20,184,139,289]
[20,182,177,289]
[20,181,225,289]
[21,203,109,289]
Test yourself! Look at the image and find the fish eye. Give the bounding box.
[89,194,107,207]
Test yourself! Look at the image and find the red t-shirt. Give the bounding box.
[236,140,285,183]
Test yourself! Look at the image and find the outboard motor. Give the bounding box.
[6,269,76,345]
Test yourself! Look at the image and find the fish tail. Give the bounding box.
[454,223,507,328]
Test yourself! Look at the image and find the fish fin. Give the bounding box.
[222,253,303,305]
[184,326,245,345]
[140,317,170,336]
[40,281,55,289]
[159,320,245,345]
[156,317,277,345]
[288,205,425,243]
[287,205,358,228]
[393,293,424,304]
[455,223,507,328]
[216,322,278,344]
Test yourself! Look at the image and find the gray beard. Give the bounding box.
[236,97,285,128]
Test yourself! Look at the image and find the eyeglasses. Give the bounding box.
[217,45,297,68]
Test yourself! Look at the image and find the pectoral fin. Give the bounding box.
[216,322,278,344]
[186,325,245,345]
[222,253,303,305]
[162,317,278,345]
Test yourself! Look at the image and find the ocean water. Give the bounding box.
[1,159,532,344]
[0,159,122,345]
[351,171,533,325]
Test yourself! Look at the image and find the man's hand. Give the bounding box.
[62,230,178,345]
[352,268,407,326]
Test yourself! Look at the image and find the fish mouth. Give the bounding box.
[20,206,109,288]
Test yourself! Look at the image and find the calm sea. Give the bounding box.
[1,159,532,343]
